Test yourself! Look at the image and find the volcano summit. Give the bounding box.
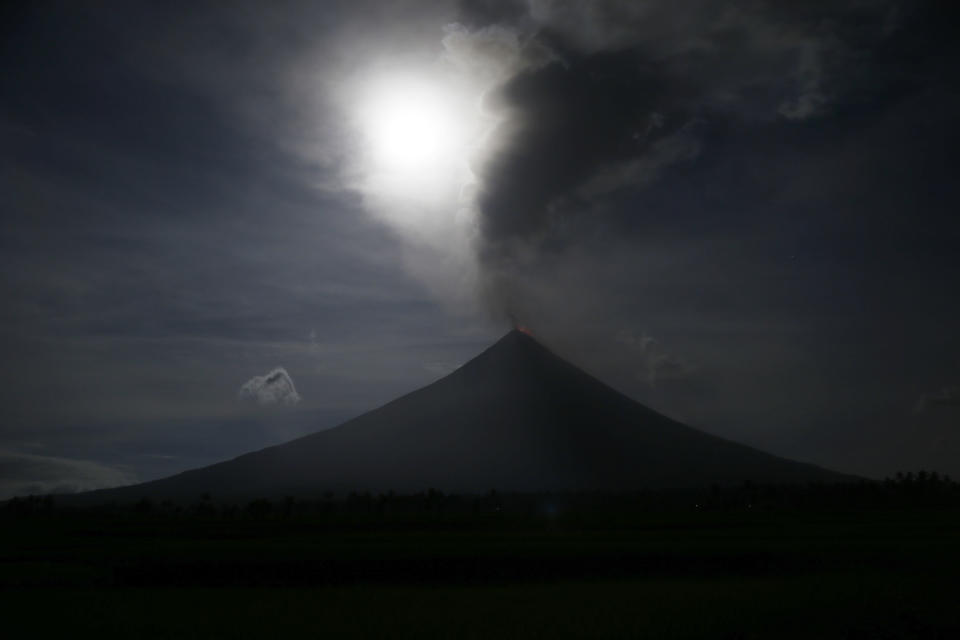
[72,331,848,502]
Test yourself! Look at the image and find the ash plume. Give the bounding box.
[454,0,902,324]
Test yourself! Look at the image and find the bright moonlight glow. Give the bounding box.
[357,73,474,205]
[366,81,458,169]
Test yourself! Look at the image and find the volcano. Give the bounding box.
[73,331,849,502]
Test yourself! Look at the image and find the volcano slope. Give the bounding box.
[71,331,849,502]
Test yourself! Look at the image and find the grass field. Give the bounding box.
[3,498,959,638]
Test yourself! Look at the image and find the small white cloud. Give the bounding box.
[238,366,301,407]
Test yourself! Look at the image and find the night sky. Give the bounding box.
[2,0,958,498]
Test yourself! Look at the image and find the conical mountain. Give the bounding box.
[73,331,849,502]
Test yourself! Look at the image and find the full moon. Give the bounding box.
[370,82,454,167]
[354,72,479,210]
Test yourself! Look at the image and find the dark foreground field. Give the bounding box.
[3,481,959,638]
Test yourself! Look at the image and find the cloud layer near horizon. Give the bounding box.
[0,450,135,500]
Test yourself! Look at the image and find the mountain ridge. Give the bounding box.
[64,330,853,503]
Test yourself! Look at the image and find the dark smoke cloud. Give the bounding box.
[476,52,671,242]
[457,0,903,320]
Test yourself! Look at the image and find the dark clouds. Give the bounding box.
[477,51,667,241]
[460,0,912,320]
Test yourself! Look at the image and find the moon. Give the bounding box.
[356,72,477,208]
[364,77,460,169]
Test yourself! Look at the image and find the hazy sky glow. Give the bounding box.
[1,0,959,498]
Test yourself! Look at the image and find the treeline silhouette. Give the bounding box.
[5,471,958,524]
[4,472,960,593]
